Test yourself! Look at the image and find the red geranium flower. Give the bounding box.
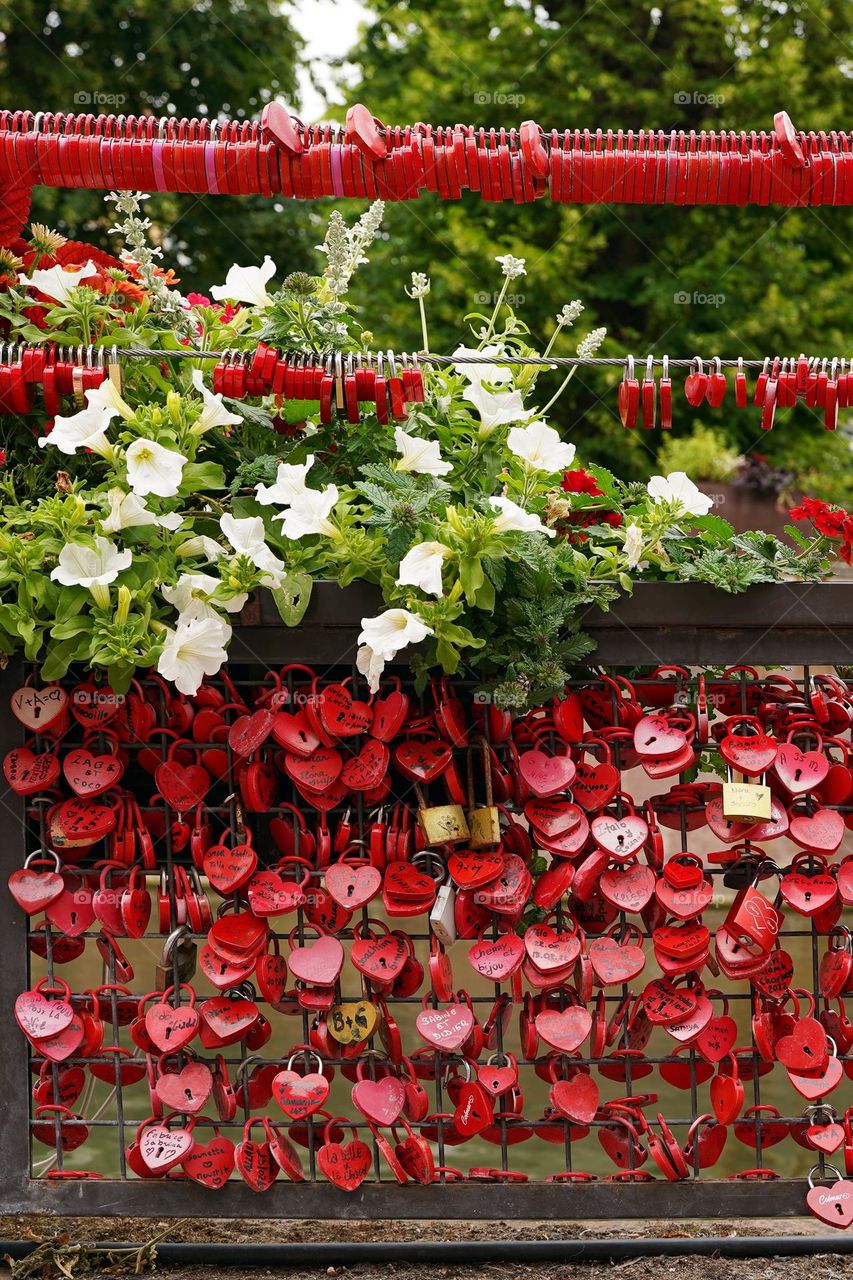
[561,467,603,496]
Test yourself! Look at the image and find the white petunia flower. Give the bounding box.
[20,261,98,304]
[396,542,451,598]
[507,421,576,473]
[623,522,645,568]
[162,572,247,619]
[189,368,243,435]
[210,256,277,307]
[39,404,114,457]
[489,495,556,538]
[356,643,387,695]
[219,513,285,579]
[452,344,513,387]
[101,488,182,533]
[495,253,526,280]
[50,536,132,608]
[647,471,713,518]
[394,427,452,476]
[157,612,231,695]
[85,376,134,422]
[177,534,226,561]
[255,455,316,507]
[463,382,533,435]
[125,438,188,498]
[359,608,433,661]
[274,486,339,540]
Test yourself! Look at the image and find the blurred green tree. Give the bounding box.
[337,0,853,494]
[0,0,316,289]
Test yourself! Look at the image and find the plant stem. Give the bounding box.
[482,278,510,342]
[539,365,578,416]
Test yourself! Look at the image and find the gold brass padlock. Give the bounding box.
[155,925,198,989]
[417,803,470,847]
[723,766,771,821]
[467,737,501,849]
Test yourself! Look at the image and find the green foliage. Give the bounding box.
[657,426,741,483]
[337,0,853,487]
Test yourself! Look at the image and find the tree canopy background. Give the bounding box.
[2,0,851,495]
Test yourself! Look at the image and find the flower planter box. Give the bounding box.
[234,580,853,668]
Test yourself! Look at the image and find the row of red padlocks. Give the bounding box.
[1,108,851,208]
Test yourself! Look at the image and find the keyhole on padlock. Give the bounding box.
[378,957,387,968]
[616,834,625,847]
[802,1044,813,1058]
[805,890,812,901]
[155,1143,164,1159]
[184,1087,193,1101]
[219,962,228,975]
[794,767,802,780]
[346,885,355,898]
[644,736,657,746]
[164,1026,173,1040]
[70,911,77,926]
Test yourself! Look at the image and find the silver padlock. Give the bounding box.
[155,925,197,989]
[430,881,457,946]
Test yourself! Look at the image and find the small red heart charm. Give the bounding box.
[140,1124,194,1173]
[15,990,74,1041]
[518,749,576,798]
[325,863,381,910]
[524,924,580,973]
[633,714,686,758]
[145,1003,200,1053]
[416,1003,475,1051]
[284,748,343,793]
[352,1077,407,1126]
[235,1137,278,1191]
[789,808,844,854]
[394,739,451,783]
[453,1081,493,1137]
[535,1006,592,1053]
[781,871,837,917]
[247,870,304,917]
[341,739,390,791]
[787,1055,843,1100]
[382,862,436,901]
[55,798,116,842]
[447,850,503,889]
[599,863,656,913]
[468,933,525,981]
[550,1073,599,1125]
[63,748,124,798]
[710,1073,743,1124]
[524,798,584,837]
[36,1015,85,1063]
[588,935,645,986]
[752,949,794,999]
[228,709,273,757]
[288,935,344,986]
[776,1019,829,1072]
[45,873,95,937]
[695,1015,738,1063]
[204,844,258,895]
[200,996,258,1044]
[183,1136,235,1189]
[720,731,777,775]
[272,709,320,757]
[591,813,648,861]
[572,762,620,811]
[807,1122,845,1154]
[155,1062,213,1113]
[806,1178,853,1228]
[155,761,210,811]
[8,863,64,914]
[255,952,289,1005]
[10,684,68,732]
[3,748,60,795]
[317,1139,372,1191]
[371,690,409,742]
[272,1070,329,1119]
[319,684,373,738]
[775,744,829,795]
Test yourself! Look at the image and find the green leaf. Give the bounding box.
[458,554,485,604]
[692,513,735,541]
[179,461,226,494]
[270,573,314,626]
